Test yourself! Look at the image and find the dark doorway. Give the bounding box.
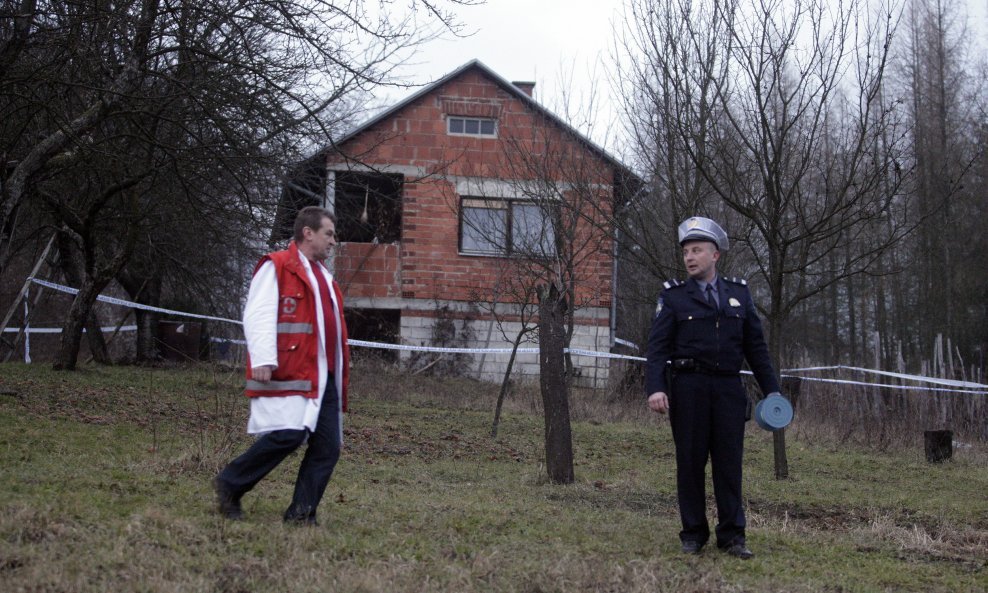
[344,308,400,361]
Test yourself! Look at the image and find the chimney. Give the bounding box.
[512,81,535,97]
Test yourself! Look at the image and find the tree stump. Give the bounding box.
[924,430,953,463]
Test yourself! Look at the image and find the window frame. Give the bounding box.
[447,116,498,138]
[458,196,557,258]
[459,198,508,256]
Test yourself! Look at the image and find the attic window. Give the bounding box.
[448,117,496,137]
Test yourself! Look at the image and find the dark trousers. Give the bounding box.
[217,379,341,520]
[668,373,747,548]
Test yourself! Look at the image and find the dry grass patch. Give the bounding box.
[1,361,987,593]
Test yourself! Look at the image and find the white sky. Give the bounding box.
[380,0,988,159]
[385,0,627,151]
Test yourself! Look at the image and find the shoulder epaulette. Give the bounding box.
[662,279,685,290]
[723,277,747,286]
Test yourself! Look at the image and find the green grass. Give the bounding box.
[0,361,985,592]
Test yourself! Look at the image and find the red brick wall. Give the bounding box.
[334,242,400,298]
[328,68,614,316]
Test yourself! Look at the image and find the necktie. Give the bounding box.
[706,284,718,310]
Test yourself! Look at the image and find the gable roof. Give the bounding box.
[320,59,640,182]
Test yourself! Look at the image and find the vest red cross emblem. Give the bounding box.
[281,296,298,315]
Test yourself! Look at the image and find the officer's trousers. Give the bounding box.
[669,372,747,548]
[217,378,342,522]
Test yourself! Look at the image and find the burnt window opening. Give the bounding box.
[344,308,400,362]
[334,171,403,243]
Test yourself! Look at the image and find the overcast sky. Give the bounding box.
[385,0,627,150]
[381,0,988,157]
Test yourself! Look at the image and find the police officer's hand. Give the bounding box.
[647,391,669,414]
[252,365,275,382]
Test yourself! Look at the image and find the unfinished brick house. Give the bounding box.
[277,60,640,386]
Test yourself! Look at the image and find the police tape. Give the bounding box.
[783,365,988,389]
[24,277,988,395]
[612,337,640,351]
[779,374,988,396]
[208,336,642,359]
[3,325,138,334]
[29,278,241,324]
[27,277,648,361]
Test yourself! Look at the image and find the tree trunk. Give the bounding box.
[767,275,789,480]
[133,308,160,362]
[52,220,137,370]
[119,272,162,362]
[491,332,525,438]
[53,278,103,370]
[774,377,803,480]
[538,283,574,484]
[84,310,110,364]
[54,231,110,363]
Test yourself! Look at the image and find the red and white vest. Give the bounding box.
[245,241,350,411]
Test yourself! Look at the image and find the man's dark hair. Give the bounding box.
[293,206,336,243]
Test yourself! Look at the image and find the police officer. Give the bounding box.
[645,216,781,559]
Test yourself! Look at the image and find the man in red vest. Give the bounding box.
[215,206,350,525]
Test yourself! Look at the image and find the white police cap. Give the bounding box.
[677,216,729,251]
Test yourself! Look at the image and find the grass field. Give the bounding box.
[0,360,985,592]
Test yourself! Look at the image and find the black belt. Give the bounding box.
[671,358,739,376]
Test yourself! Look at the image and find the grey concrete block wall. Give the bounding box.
[397,311,612,388]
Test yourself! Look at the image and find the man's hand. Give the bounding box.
[251,365,275,382]
[647,391,669,414]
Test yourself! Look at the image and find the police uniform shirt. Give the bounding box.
[696,277,720,309]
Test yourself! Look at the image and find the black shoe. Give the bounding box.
[283,504,318,526]
[214,478,244,520]
[724,542,753,559]
[283,514,318,527]
[681,540,704,555]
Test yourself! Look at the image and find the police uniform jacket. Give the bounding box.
[645,277,780,397]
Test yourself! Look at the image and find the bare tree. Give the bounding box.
[617,0,912,478]
[618,0,910,366]
[0,0,478,368]
[466,264,540,439]
[453,109,620,483]
[895,0,987,369]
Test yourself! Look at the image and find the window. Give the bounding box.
[511,202,556,256]
[461,199,506,254]
[448,117,497,137]
[459,197,556,257]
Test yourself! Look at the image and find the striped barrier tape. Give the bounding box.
[21,277,988,395]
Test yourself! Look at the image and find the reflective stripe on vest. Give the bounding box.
[246,379,313,392]
[277,322,313,334]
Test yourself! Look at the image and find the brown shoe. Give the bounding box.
[214,478,244,520]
